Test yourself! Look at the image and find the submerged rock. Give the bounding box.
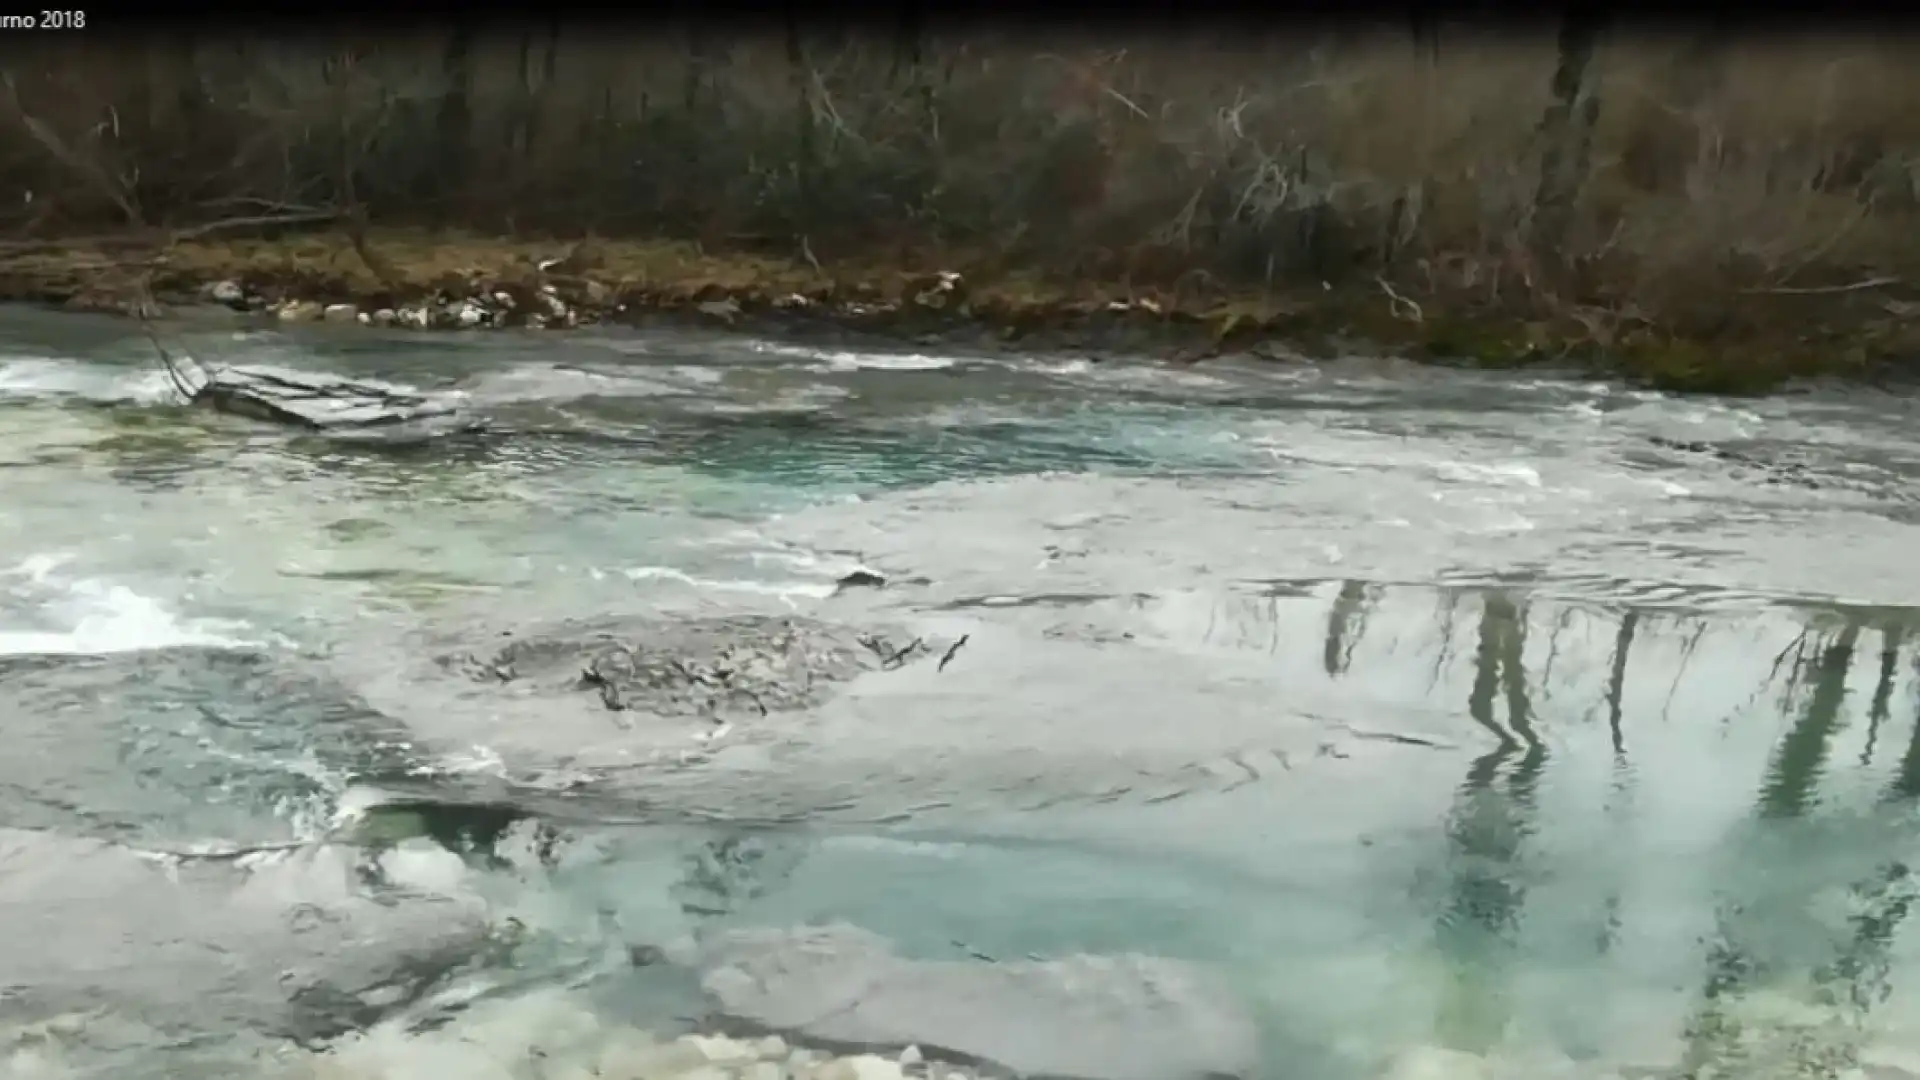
[1377,1046,1492,1080]
[834,570,888,592]
[0,828,494,1045]
[438,615,932,722]
[662,922,1260,1080]
[154,337,481,436]
[299,987,991,1080]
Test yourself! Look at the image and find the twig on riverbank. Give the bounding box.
[1738,276,1902,296]
[1376,276,1424,323]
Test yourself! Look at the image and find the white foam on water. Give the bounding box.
[0,555,257,656]
[1433,459,1544,488]
[622,564,838,606]
[0,357,177,405]
[745,340,960,371]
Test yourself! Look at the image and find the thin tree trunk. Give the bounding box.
[685,22,710,113]
[1531,16,1605,261]
[433,26,476,221]
[785,8,815,214]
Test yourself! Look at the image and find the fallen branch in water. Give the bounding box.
[937,634,970,673]
[882,638,925,670]
[137,309,200,403]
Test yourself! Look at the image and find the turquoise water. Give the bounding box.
[6,309,1920,1077]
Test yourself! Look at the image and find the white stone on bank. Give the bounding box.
[275,299,324,323]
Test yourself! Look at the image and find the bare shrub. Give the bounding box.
[0,27,1914,321]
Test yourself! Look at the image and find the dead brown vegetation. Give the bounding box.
[0,26,1916,385]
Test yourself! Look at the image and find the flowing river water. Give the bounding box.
[5,306,1920,1080]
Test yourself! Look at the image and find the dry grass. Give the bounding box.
[0,27,1916,384]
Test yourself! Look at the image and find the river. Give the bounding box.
[5,306,1920,1079]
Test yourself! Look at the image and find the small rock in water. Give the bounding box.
[207,279,245,306]
[397,307,430,330]
[834,570,887,591]
[322,302,359,323]
[370,308,398,326]
[687,923,1258,1080]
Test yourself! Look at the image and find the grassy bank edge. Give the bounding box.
[1,229,1910,395]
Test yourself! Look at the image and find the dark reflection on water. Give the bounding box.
[1292,585,1920,1073]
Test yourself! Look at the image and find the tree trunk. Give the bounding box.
[1531,16,1605,262]
[892,3,934,126]
[433,26,476,221]
[784,8,815,214]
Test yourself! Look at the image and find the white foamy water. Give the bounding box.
[0,357,176,405]
[0,555,255,656]
[745,340,961,372]
[460,362,721,405]
[622,564,838,607]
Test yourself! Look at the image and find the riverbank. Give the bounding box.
[1,228,1916,395]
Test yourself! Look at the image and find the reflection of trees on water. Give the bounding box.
[1314,581,1920,1065]
[1870,625,1909,774]
[1604,611,1639,763]
[1322,579,1378,677]
[1677,620,1863,1077]
[1757,624,1861,820]
[1435,591,1544,1053]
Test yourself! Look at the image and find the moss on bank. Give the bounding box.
[1,229,1916,395]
